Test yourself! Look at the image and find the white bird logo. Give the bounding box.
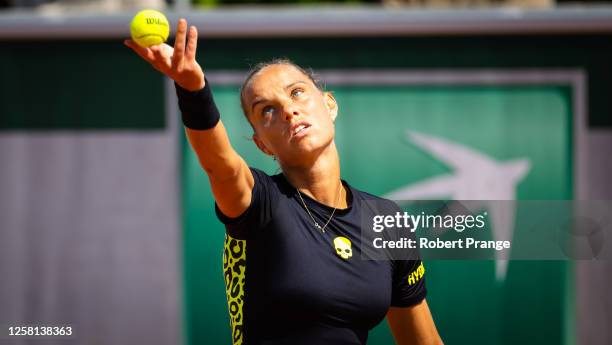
[385,131,531,281]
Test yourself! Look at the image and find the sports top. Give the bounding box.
[217,168,426,345]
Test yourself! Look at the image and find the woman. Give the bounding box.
[125,18,443,345]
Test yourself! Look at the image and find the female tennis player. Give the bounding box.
[125,18,443,345]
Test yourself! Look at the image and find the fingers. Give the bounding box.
[150,45,171,73]
[150,45,164,60]
[124,39,155,62]
[172,18,187,67]
[185,25,198,62]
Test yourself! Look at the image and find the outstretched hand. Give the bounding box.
[124,18,205,91]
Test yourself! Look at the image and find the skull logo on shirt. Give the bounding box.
[333,236,352,259]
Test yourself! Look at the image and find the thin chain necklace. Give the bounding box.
[296,182,342,233]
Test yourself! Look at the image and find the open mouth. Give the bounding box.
[294,124,308,135]
[291,123,311,138]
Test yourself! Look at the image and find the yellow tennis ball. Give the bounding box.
[130,9,170,48]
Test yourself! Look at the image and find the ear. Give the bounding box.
[252,133,274,157]
[324,92,338,122]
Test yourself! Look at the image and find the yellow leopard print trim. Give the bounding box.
[223,234,246,345]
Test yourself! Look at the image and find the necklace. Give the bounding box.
[296,183,342,233]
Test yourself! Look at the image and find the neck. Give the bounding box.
[280,142,348,209]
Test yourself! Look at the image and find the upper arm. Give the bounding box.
[386,299,443,345]
[185,121,254,218]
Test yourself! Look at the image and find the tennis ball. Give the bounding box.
[130,9,170,48]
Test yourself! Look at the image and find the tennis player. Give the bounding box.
[125,18,443,345]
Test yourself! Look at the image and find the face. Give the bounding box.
[243,64,338,166]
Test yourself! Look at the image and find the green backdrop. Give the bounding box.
[182,83,573,345]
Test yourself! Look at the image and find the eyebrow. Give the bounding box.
[251,97,265,114]
[250,81,308,113]
[284,81,307,90]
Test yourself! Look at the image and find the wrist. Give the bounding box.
[175,77,220,130]
[178,77,205,92]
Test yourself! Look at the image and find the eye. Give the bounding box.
[261,106,274,117]
[291,88,304,98]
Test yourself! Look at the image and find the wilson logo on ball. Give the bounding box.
[146,18,168,26]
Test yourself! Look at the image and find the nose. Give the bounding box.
[283,104,300,121]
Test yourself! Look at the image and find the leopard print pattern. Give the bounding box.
[223,234,246,345]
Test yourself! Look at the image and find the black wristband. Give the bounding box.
[174,77,221,130]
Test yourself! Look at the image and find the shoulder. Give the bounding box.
[350,184,400,207]
[249,167,280,187]
[348,183,402,214]
[249,167,295,197]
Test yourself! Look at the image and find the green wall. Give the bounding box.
[0,40,165,130]
[182,83,573,345]
[2,34,610,128]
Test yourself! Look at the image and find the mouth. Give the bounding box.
[290,122,312,139]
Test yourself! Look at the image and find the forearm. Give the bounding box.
[177,78,242,178]
[185,122,243,179]
[177,79,253,217]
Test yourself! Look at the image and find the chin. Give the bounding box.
[296,136,334,155]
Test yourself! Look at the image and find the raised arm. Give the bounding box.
[125,18,253,218]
